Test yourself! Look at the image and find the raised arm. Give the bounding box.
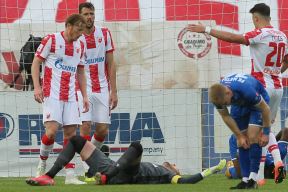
[186,23,247,45]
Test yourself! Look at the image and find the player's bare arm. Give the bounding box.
[186,23,247,45]
[31,56,44,103]
[254,98,271,147]
[281,55,288,73]
[217,107,249,149]
[106,52,118,110]
[77,66,89,113]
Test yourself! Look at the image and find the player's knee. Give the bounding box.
[80,121,91,135]
[130,142,143,155]
[95,124,109,138]
[70,135,87,153]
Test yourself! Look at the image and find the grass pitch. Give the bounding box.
[0,175,287,192]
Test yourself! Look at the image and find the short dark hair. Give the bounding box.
[65,14,86,27]
[249,3,270,17]
[79,2,95,13]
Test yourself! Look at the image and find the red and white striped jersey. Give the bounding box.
[79,26,114,94]
[35,31,85,102]
[244,26,288,89]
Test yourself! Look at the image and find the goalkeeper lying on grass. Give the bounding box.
[26,136,226,186]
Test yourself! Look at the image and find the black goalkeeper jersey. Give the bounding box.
[132,162,176,184]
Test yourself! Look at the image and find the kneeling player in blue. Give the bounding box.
[26,136,226,186]
[226,130,288,180]
[209,73,271,189]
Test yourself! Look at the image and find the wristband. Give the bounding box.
[263,127,270,136]
[205,26,212,34]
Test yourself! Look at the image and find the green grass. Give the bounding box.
[0,175,287,192]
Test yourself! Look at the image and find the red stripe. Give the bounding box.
[65,163,75,169]
[80,40,85,58]
[65,41,74,56]
[244,29,262,41]
[59,71,71,101]
[43,66,52,97]
[268,144,279,153]
[271,75,282,89]
[81,135,91,141]
[93,134,105,142]
[50,34,56,53]
[251,59,266,87]
[89,65,101,93]
[101,28,108,46]
[63,138,69,147]
[41,134,55,145]
[85,32,96,49]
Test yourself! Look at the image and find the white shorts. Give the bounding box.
[43,97,81,126]
[77,87,111,124]
[265,87,283,121]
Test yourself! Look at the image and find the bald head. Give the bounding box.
[209,83,229,106]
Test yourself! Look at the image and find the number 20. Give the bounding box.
[265,42,286,67]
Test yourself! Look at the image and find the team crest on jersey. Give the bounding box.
[177,26,212,59]
[76,48,80,53]
[98,37,102,43]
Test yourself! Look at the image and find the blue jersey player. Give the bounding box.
[209,73,271,189]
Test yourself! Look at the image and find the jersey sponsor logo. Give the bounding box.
[54,58,76,72]
[263,67,281,75]
[85,57,105,65]
[177,27,212,59]
[0,113,15,140]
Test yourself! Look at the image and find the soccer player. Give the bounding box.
[209,73,271,189]
[25,136,226,186]
[187,3,288,184]
[226,129,288,180]
[76,2,118,177]
[31,14,89,184]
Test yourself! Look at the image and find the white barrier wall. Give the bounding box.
[0,89,202,176]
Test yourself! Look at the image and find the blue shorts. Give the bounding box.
[230,106,263,131]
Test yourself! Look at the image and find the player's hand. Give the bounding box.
[109,92,118,111]
[82,96,89,113]
[34,86,44,103]
[236,134,250,149]
[259,134,269,147]
[186,23,206,33]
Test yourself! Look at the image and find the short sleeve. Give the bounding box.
[35,34,53,60]
[101,28,115,53]
[79,40,86,67]
[243,29,262,46]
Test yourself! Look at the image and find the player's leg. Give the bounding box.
[26,136,95,186]
[264,88,285,183]
[96,142,144,184]
[90,90,110,149]
[77,91,93,176]
[62,101,86,185]
[175,159,226,184]
[37,97,62,176]
[246,124,262,188]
